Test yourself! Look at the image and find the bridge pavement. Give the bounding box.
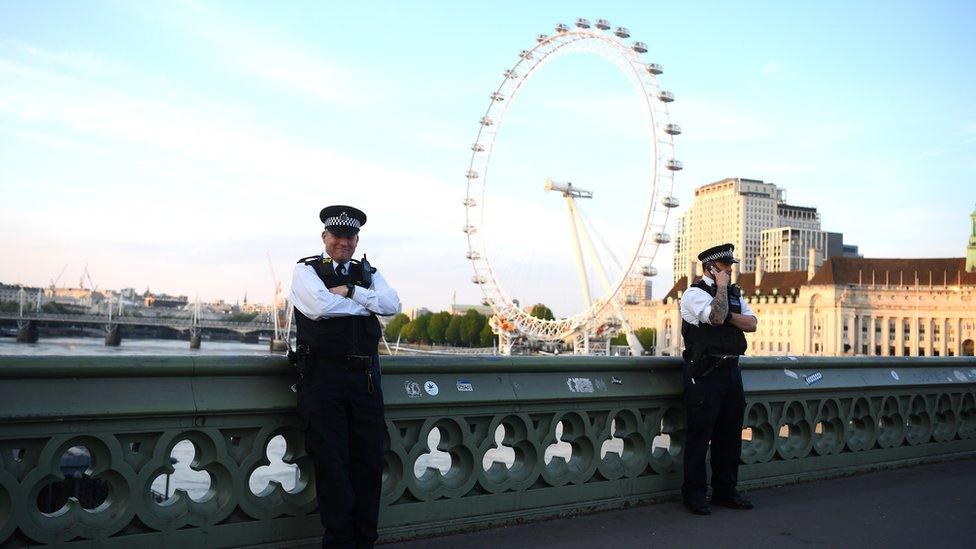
[385,458,976,548]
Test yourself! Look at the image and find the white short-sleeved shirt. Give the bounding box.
[679,276,755,326]
[289,256,401,320]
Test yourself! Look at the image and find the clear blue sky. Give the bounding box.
[1,1,973,315]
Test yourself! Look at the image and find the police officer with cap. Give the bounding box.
[289,205,400,547]
[679,243,757,515]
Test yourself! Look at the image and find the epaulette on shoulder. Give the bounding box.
[297,254,330,265]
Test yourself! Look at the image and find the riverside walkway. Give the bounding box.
[388,458,976,548]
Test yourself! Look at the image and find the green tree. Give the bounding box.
[479,320,494,347]
[445,314,462,346]
[398,320,417,342]
[427,311,452,344]
[460,309,485,347]
[384,313,409,341]
[635,327,656,351]
[412,313,432,344]
[610,327,657,353]
[529,303,554,321]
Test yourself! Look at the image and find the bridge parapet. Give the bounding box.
[0,356,974,547]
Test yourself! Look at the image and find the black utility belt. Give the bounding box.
[684,352,739,378]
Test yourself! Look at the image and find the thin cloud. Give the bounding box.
[675,97,772,142]
[760,61,784,75]
[132,1,373,107]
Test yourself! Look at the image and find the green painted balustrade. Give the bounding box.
[0,355,974,547]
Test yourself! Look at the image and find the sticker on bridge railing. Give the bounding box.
[890,370,900,381]
[804,372,823,385]
[970,369,976,379]
[404,381,422,397]
[424,380,439,396]
[954,370,968,382]
[567,377,594,393]
[611,376,623,385]
[783,369,799,379]
[456,379,473,392]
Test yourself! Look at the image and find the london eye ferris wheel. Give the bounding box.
[463,18,682,354]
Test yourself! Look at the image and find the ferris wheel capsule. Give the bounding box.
[519,49,533,60]
[472,275,487,284]
[625,294,640,305]
[653,232,671,244]
[463,198,477,207]
[504,69,519,79]
[666,159,683,171]
[466,170,480,179]
[646,63,663,75]
[575,18,591,29]
[661,196,680,208]
[555,23,570,33]
[471,143,485,152]
[614,27,630,38]
[664,123,681,135]
[657,90,674,103]
[595,19,611,30]
[490,91,505,101]
[466,251,481,260]
[642,265,659,277]
[462,225,477,234]
[632,42,648,54]
[480,116,494,126]
[536,34,549,43]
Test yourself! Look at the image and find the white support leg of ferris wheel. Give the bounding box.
[573,207,645,356]
[547,179,595,355]
[563,194,592,308]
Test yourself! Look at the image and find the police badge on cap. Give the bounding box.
[319,205,367,237]
[697,243,740,264]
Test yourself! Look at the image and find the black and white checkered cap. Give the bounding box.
[319,205,366,236]
[697,243,739,264]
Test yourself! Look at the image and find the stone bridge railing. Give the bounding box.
[0,355,974,547]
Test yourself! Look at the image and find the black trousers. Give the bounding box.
[681,358,745,503]
[297,355,385,549]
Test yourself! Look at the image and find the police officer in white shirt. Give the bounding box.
[678,243,757,516]
[289,205,400,548]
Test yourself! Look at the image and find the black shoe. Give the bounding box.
[711,494,754,510]
[684,499,711,515]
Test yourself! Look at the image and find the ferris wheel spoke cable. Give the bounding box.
[575,203,626,274]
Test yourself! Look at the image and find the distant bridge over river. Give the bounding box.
[0,311,291,348]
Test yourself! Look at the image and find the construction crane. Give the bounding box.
[49,264,68,290]
[267,252,291,351]
[80,264,97,291]
[266,252,282,303]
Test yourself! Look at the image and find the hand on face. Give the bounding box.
[710,263,732,286]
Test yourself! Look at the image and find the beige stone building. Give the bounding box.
[630,207,976,357]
